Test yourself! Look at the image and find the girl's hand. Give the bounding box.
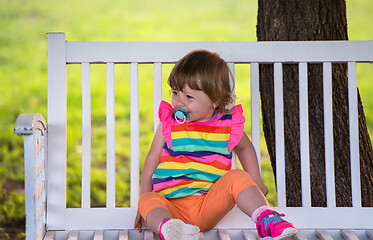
[134,210,143,233]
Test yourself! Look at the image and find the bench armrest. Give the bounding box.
[14,113,47,240]
[14,113,47,136]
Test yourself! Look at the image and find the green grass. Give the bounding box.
[1,0,373,238]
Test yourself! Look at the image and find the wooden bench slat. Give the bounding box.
[228,62,237,170]
[217,229,231,240]
[316,230,334,240]
[106,62,116,208]
[274,62,286,207]
[93,230,104,240]
[347,61,362,207]
[65,41,373,63]
[299,62,312,207]
[199,232,205,240]
[323,62,336,208]
[341,230,359,240]
[366,230,373,240]
[44,231,56,240]
[119,230,129,240]
[130,62,140,209]
[144,229,154,240]
[153,62,162,132]
[68,231,79,240]
[242,230,256,240]
[294,231,308,240]
[250,63,261,168]
[81,62,91,209]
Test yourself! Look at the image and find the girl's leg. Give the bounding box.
[236,185,269,218]
[146,208,172,233]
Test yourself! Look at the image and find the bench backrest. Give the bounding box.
[46,32,373,231]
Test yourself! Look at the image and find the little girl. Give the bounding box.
[134,49,297,240]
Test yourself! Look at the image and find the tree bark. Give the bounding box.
[257,0,373,207]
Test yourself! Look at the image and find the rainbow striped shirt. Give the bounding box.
[152,101,245,198]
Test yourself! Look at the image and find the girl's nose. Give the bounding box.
[177,100,185,107]
[174,94,186,107]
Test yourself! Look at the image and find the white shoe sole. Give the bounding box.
[275,227,298,240]
[259,228,298,240]
[161,219,200,240]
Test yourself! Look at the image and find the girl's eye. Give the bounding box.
[186,95,193,99]
[172,91,178,96]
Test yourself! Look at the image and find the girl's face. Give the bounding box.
[171,84,216,122]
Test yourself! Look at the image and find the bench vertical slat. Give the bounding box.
[347,62,361,207]
[154,63,162,133]
[130,62,140,208]
[106,62,116,208]
[299,62,311,207]
[323,62,336,207]
[250,63,261,171]
[228,63,235,103]
[228,62,237,169]
[82,62,91,209]
[47,32,67,226]
[274,62,286,207]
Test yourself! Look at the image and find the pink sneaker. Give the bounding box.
[256,209,297,240]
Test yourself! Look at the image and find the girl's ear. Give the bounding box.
[213,102,219,110]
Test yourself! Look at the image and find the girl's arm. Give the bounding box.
[135,123,165,232]
[234,132,268,196]
[139,123,165,195]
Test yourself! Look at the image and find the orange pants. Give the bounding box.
[138,169,257,232]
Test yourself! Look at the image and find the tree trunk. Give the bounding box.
[257,0,373,207]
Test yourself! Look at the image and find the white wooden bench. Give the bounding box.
[14,32,373,240]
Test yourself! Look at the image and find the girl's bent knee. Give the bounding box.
[138,192,169,220]
[139,192,158,207]
[226,169,254,183]
[224,169,257,199]
[139,192,160,202]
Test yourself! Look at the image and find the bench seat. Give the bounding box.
[41,229,373,240]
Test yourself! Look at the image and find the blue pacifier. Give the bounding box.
[173,107,190,124]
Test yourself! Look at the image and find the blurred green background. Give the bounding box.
[1,0,373,239]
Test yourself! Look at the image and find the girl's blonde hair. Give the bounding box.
[168,49,234,111]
